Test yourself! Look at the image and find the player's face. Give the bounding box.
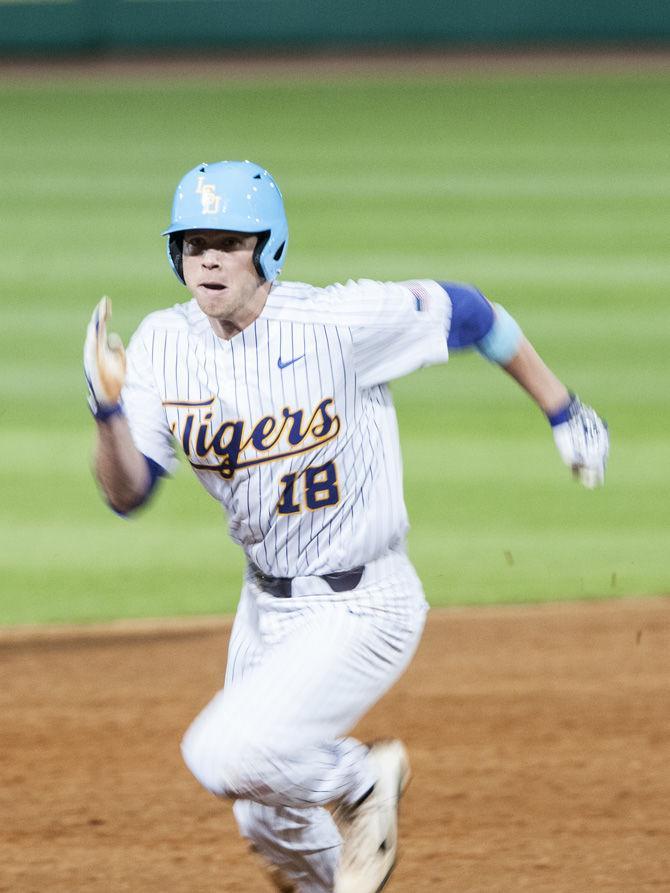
[181,230,269,338]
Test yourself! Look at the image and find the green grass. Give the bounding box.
[1,70,668,624]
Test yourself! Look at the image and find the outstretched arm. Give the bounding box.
[498,336,568,415]
[84,298,164,513]
[444,282,609,488]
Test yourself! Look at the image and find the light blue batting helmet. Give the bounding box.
[162,160,288,283]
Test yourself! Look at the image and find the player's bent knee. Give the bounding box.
[180,722,240,797]
[180,721,219,794]
[181,719,287,801]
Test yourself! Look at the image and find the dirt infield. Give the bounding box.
[2,597,669,892]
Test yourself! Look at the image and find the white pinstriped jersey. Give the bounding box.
[122,278,452,577]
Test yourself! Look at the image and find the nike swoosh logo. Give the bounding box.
[277,354,305,370]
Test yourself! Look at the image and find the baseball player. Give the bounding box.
[84,160,609,893]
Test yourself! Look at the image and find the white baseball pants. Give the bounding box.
[181,551,427,893]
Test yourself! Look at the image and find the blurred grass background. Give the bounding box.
[0,70,668,624]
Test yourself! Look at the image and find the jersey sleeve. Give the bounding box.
[342,279,451,388]
[121,321,179,474]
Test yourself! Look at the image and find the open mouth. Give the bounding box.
[200,282,226,291]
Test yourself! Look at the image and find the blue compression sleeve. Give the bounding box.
[475,304,523,364]
[439,281,522,364]
[439,282,495,349]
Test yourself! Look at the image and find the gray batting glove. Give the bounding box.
[549,394,609,489]
[84,297,126,421]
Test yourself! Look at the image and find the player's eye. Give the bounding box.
[184,237,205,253]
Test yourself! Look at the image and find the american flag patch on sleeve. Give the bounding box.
[407,282,431,312]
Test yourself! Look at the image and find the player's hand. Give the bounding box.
[549,394,609,489]
[84,297,126,421]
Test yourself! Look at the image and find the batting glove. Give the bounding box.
[84,296,126,421]
[549,394,609,489]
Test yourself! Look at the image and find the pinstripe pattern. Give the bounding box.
[183,559,427,892]
[122,277,447,891]
[235,799,340,893]
[122,278,450,577]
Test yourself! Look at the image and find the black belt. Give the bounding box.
[249,563,365,598]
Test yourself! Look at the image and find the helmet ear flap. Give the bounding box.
[168,233,185,283]
[253,231,287,281]
[252,231,271,280]
[273,239,287,265]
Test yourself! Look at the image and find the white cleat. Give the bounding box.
[334,740,411,893]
